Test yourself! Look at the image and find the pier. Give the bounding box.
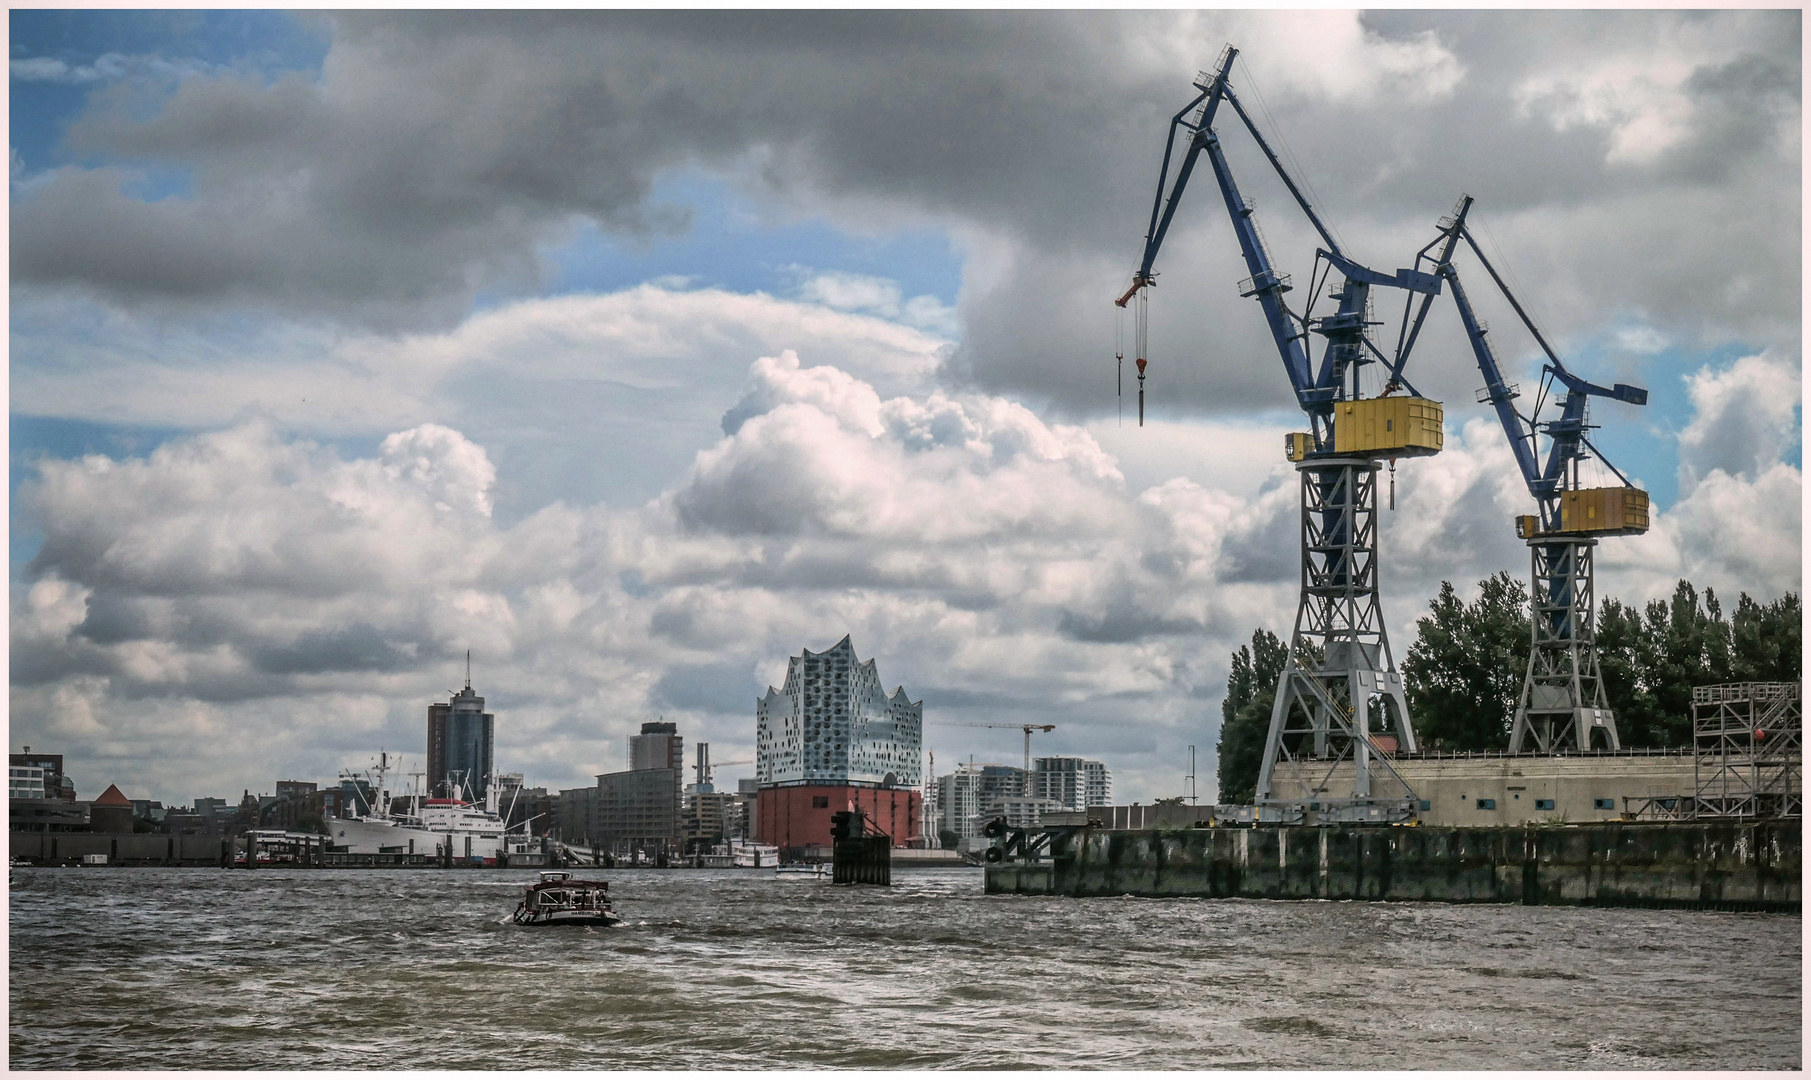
[985,820,1800,912]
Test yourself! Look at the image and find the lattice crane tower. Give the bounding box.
[1422,194,1650,753]
[1117,46,1444,823]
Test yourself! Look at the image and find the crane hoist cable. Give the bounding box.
[1112,278,1150,426]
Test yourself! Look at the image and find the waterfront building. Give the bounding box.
[731,778,759,838]
[1032,757,1112,812]
[631,721,684,772]
[160,809,212,835]
[682,790,740,851]
[597,766,682,861]
[10,764,44,800]
[7,797,90,833]
[977,794,1058,832]
[89,784,135,834]
[1310,752,1702,827]
[935,764,1030,840]
[556,786,599,846]
[11,750,74,801]
[428,664,495,799]
[753,636,923,854]
[262,781,325,830]
[232,791,262,832]
[335,777,373,818]
[128,799,167,823]
[592,720,686,859]
[164,797,233,835]
[274,780,317,803]
[502,783,551,835]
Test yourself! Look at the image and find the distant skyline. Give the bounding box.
[10,10,1801,807]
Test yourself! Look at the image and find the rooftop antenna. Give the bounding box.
[465,650,472,692]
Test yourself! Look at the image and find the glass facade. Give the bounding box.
[755,635,921,788]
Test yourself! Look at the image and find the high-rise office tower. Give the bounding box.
[630,720,683,772]
[428,655,494,800]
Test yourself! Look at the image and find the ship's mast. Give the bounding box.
[373,751,390,821]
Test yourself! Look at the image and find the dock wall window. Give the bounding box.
[1535,799,1555,810]
[1475,798,1496,810]
[811,796,829,809]
[1593,798,1614,810]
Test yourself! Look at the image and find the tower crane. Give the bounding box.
[1117,45,1444,822]
[1409,195,1650,753]
[928,722,1055,795]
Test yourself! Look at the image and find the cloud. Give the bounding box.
[14,11,1792,420]
[794,271,959,337]
[10,356,1292,804]
[7,10,1801,806]
[11,338,1800,806]
[11,53,143,84]
[1677,350,1801,486]
[11,283,953,516]
[380,423,497,518]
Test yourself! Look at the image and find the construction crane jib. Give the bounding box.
[929,722,1055,797]
[1118,45,1446,824]
[1420,194,1651,755]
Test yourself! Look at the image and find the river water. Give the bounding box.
[9,866,1799,1070]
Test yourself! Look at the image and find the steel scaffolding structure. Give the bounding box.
[1694,683,1801,819]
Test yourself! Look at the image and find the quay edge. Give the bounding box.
[984,821,1799,912]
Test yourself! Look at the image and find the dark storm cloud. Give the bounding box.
[75,589,156,645]
[653,662,762,714]
[1055,603,1205,645]
[247,624,415,676]
[10,11,1800,410]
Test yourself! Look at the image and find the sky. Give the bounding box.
[9,10,1802,809]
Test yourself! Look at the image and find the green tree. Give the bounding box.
[1732,591,1801,684]
[1642,580,1732,745]
[1596,595,1664,744]
[1215,628,1287,804]
[1601,583,1800,747]
[1402,572,1531,750]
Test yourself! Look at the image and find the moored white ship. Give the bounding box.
[730,838,780,867]
[327,752,527,865]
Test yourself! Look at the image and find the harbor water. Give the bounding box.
[9,866,1800,1070]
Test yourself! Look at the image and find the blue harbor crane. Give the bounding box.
[1116,46,1446,821]
[1407,194,1650,752]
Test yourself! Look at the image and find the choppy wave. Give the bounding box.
[8,866,1800,1069]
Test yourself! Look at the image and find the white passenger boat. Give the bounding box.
[774,863,826,877]
[728,838,780,868]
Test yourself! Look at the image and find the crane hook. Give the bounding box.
[1389,457,1397,510]
[1136,356,1148,427]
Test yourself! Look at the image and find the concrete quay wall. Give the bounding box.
[11,832,228,866]
[985,821,1799,912]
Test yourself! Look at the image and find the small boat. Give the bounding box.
[512,871,623,927]
[775,863,827,877]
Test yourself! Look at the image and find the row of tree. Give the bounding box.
[1215,577,1800,803]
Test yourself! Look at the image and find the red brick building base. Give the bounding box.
[755,785,921,854]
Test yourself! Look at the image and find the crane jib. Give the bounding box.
[1121,47,1450,427]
